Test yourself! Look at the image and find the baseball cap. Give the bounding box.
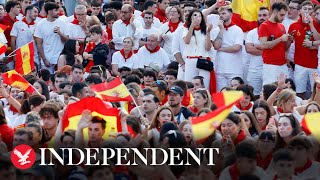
[169,86,183,96]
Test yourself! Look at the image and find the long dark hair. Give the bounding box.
[34,80,50,101]
[0,104,7,125]
[252,99,271,125]
[186,9,206,35]
[61,39,77,66]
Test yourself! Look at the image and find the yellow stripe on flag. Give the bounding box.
[192,108,232,141]
[65,112,119,142]
[232,0,270,22]
[223,91,244,105]
[95,83,130,98]
[304,113,320,142]
[21,44,32,74]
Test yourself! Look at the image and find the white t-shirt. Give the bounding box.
[112,51,139,69]
[172,25,187,57]
[282,16,297,62]
[11,20,39,62]
[112,19,142,50]
[67,23,87,40]
[246,28,263,73]
[0,32,7,59]
[136,46,170,70]
[206,14,220,28]
[158,22,184,61]
[137,27,160,42]
[34,18,68,64]
[212,25,244,74]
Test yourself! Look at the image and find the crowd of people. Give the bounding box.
[0,0,320,179]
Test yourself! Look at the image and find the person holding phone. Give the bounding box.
[212,6,244,92]
[288,1,320,99]
[259,2,292,85]
[183,9,212,89]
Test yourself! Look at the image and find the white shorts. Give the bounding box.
[247,71,263,96]
[294,64,317,93]
[263,64,288,85]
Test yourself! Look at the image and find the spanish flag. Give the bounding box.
[0,24,7,33]
[62,97,121,141]
[90,77,132,102]
[15,42,35,75]
[232,0,270,32]
[1,70,36,94]
[301,112,320,142]
[0,43,6,55]
[191,91,243,142]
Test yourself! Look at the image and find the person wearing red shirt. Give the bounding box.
[154,0,169,23]
[0,108,14,151]
[259,2,292,85]
[0,1,20,69]
[288,1,320,99]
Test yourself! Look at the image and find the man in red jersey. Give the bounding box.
[288,1,320,99]
[259,1,292,85]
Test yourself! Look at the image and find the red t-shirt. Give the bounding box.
[84,42,96,72]
[288,18,320,69]
[258,20,286,65]
[0,14,17,52]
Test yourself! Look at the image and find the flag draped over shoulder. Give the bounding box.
[301,113,320,142]
[232,0,270,32]
[2,70,36,93]
[62,97,121,140]
[0,43,6,55]
[15,42,35,75]
[0,24,7,33]
[191,91,243,142]
[90,77,132,102]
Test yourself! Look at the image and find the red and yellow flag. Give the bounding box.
[0,43,6,55]
[1,70,36,94]
[90,77,132,102]
[0,24,7,33]
[191,91,243,142]
[232,0,270,32]
[15,42,35,75]
[301,112,320,142]
[62,97,121,141]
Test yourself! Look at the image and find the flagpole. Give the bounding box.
[6,41,34,57]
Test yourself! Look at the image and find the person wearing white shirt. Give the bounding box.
[137,33,170,71]
[67,4,89,51]
[112,4,142,51]
[16,0,32,21]
[34,2,69,74]
[138,11,160,47]
[183,9,212,89]
[136,0,162,29]
[159,6,183,62]
[112,37,139,76]
[212,7,244,92]
[11,5,39,69]
[245,7,270,97]
[173,2,196,80]
[282,1,300,79]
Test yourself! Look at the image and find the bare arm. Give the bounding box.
[57,55,66,70]
[205,25,213,51]
[10,36,16,53]
[213,28,224,50]
[259,36,283,49]
[111,64,120,77]
[35,37,46,62]
[183,26,194,44]
[245,43,262,56]
[218,44,242,53]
